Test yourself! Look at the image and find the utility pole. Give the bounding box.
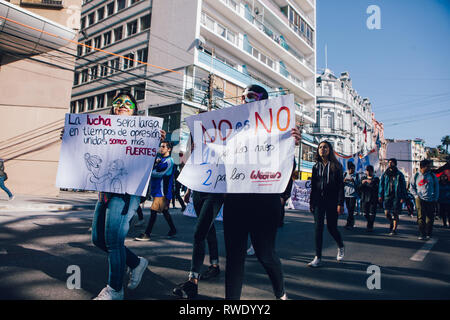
[297,112,304,180]
[207,47,215,111]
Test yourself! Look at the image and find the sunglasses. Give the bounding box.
[241,91,263,102]
[112,98,135,110]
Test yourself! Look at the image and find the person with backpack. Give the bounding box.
[358,165,379,232]
[344,162,360,230]
[378,158,407,236]
[410,160,439,240]
[437,173,450,228]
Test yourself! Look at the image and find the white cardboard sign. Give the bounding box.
[177,95,295,193]
[56,113,163,196]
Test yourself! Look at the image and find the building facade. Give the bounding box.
[71,0,317,176]
[313,69,374,157]
[372,113,387,172]
[0,0,82,196]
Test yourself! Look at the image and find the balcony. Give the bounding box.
[20,0,63,9]
[199,20,314,100]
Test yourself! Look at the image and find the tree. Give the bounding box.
[441,135,450,153]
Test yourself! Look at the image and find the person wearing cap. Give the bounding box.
[222,84,301,300]
[378,158,407,235]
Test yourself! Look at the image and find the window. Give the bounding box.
[81,69,89,82]
[267,57,273,69]
[217,24,226,38]
[252,48,259,59]
[97,94,104,109]
[134,83,145,100]
[80,17,86,30]
[91,66,98,80]
[227,29,236,45]
[114,26,123,41]
[117,0,126,11]
[107,2,114,16]
[73,72,80,85]
[127,20,138,36]
[85,40,92,53]
[77,45,83,56]
[70,102,76,113]
[110,58,120,73]
[88,12,95,26]
[87,97,95,110]
[97,7,105,21]
[123,53,135,69]
[107,91,117,106]
[103,31,112,46]
[100,62,109,77]
[78,100,85,113]
[140,14,151,31]
[137,47,148,63]
[94,36,101,49]
[130,0,140,4]
[205,15,214,30]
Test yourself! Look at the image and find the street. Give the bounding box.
[1,205,449,300]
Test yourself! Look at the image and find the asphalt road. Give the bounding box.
[0,206,449,300]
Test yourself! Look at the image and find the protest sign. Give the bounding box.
[183,201,223,221]
[287,180,311,210]
[177,95,295,193]
[56,113,163,196]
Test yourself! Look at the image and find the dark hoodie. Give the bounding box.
[310,161,344,208]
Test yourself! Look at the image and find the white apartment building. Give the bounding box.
[71,0,317,172]
[313,69,374,156]
[386,138,427,185]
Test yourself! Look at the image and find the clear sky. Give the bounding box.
[316,0,450,148]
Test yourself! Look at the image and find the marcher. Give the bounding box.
[135,141,177,241]
[0,158,14,200]
[308,140,345,268]
[378,158,407,236]
[411,160,439,240]
[172,188,224,299]
[171,163,186,211]
[91,91,165,300]
[438,174,450,228]
[344,162,360,230]
[222,85,301,300]
[358,165,379,232]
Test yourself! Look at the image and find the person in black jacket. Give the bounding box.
[359,165,380,232]
[308,140,345,268]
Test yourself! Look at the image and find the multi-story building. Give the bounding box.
[71,0,317,175]
[386,138,427,185]
[313,69,374,156]
[372,113,387,172]
[0,0,82,195]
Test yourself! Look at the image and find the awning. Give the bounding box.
[0,0,76,56]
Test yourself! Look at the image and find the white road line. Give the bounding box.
[410,238,438,262]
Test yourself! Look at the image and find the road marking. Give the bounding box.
[410,238,438,261]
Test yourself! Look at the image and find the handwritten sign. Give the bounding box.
[177,95,295,193]
[56,113,163,196]
[287,180,311,210]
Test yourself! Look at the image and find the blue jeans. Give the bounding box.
[0,176,13,198]
[92,194,140,291]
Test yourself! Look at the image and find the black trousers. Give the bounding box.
[190,192,224,278]
[345,197,357,227]
[223,194,285,300]
[313,202,344,259]
[362,201,377,229]
[172,181,186,210]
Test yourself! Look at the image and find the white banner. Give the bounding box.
[56,113,163,196]
[183,201,223,221]
[178,95,295,193]
[287,180,311,210]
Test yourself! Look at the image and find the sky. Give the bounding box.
[315,0,450,148]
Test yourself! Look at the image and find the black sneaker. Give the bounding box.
[167,229,177,238]
[135,233,151,241]
[173,280,198,299]
[200,265,220,280]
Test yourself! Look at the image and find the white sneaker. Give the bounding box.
[9,195,15,201]
[307,256,322,268]
[127,257,149,289]
[278,293,288,300]
[337,247,345,261]
[247,245,255,256]
[93,285,124,300]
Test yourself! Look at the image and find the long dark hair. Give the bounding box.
[314,140,342,171]
[110,90,139,115]
[245,84,268,100]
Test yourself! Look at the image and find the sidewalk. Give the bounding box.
[0,190,99,212]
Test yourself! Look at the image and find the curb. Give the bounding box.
[0,204,96,212]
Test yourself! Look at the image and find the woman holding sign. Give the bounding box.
[222,85,301,300]
[308,140,345,268]
[91,91,165,300]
